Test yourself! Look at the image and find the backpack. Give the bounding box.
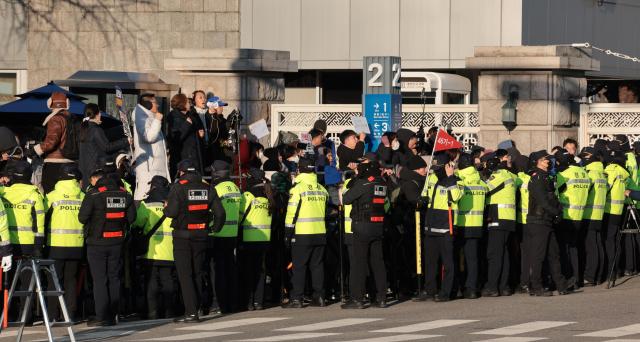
[61,114,80,160]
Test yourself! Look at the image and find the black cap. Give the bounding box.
[458,153,475,170]
[362,152,378,163]
[432,152,451,167]
[615,134,631,151]
[406,155,427,170]
[480,151,496,163]
[210,160,230,173]
[60,163,81,181]
[248,168,266,180]
[357,161,381,178]
[177,159,197,173]
[495,149,509,159]
[93,157,116,175]
[608,140,622,152]
[470,145,485,154]
[298,157,315,173]
[529,150,551,163]
[148,175,169,189]
[7,160,32,179]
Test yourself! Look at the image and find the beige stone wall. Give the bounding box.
[26,0,240,87]
[478,71,585,154]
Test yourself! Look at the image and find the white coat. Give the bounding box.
[132,104,170,200]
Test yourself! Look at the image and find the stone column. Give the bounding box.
[466,46,599,155]
[164,49,297,142]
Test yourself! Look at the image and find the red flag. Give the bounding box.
[433,129,462,152]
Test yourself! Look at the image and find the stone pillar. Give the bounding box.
[164,48,297,142]
[466,46,599,155]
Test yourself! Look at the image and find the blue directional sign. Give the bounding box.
[364,94,402,151]
[362,56,402,151]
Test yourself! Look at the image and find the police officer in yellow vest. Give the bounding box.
[79,165,136,327]
[483,150,517,297]
[455,153,487,299]
[164,159,225,323]
[603,149,630,279]
[44,164,84,322]
[0,185,11,274]
[516,166,531,293]
[615,135,639,275]
[420,153,462,302]
[239,169,273,311]
[209,160,244,314]
[283,158,329,308]
[580,147,607,286]
[133,176,175,319]
[1,160,42,322]
[554,149,590,282]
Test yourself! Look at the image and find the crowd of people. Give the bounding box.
[0,90,638,326]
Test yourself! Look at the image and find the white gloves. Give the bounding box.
[1,255,12,272]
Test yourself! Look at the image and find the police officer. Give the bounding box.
[580,147,607,286]
[483,151,517,297]
[164,159,225,323]
[283,158,329,308]
[239,169,273,311]
[341,161,388,309]
[79,165,136,326]
[420,153,461,302]
[526,150,573,296]
[44,164,84,322]
[554,149,589,282]
[209,160,243,314]
[0,181,10,273]
[133,176,175,319]
[602,149,630,279]
[1,160,41,322]
[617,135,639,275]
[516,162,532,293]
[455,153,487,299]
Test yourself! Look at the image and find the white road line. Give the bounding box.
[233,332,341,341]
[578,324,640,338]
[339,334,442,342]
[603,340,640,342]
[276,318,382,332]
[140,331,240,341]
[371,319,478,333]
[33,330,145,342]
[473,338,548,342]
[472,321,575,335]
[177,317,290,331]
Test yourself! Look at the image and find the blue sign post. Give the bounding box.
[362,56,401,151]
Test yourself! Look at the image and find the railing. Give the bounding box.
[270,104,479,150]
[581,103,640,147]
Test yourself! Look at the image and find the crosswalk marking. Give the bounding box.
[577,324,640,338]
[140,331,239,341]
[371,319,478,333]
[472,321,575,335]
[276,318,382,332]
[233,332,341,341]
[473,338,547,342]
[339,334,442,342]
[178,317,290,331]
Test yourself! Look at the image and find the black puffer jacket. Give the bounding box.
[78,121,129,189]
[392,128,417,167]
[168,109,204,175]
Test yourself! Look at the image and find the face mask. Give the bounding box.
[391,140,400,151]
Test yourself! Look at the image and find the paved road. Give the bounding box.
[3,276,640,342]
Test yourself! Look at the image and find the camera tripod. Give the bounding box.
[607,204,640,288]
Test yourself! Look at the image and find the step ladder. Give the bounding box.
[0,258,75,342]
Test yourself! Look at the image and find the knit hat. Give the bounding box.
[406,155,427,170]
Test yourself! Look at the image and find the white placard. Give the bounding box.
[351,116,371,134]
[248,119,270,139]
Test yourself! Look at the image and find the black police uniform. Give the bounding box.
[79,176,136,325]
[526,166,570,296]
[164,169,225,321]
[342,164,388,308]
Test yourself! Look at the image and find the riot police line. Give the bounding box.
[0,122,639,327]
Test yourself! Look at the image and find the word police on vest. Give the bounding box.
[188,190,209,201]
[107,197,126,208]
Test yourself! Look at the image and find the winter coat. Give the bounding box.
[168,109,203,175]
[34,111,71,162]
[132,104,170,201]
[79,121,129,189]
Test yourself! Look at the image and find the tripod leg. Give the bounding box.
[607,228,623,289]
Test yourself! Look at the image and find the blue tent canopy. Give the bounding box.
[0,81,121,127]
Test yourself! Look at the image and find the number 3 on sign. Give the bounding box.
[367,63,401,88]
